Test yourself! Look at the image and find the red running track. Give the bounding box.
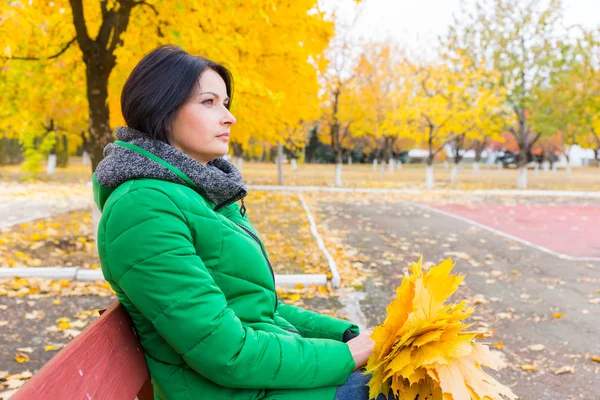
[432,203,600,258]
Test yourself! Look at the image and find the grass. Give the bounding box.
[1,157,598,191]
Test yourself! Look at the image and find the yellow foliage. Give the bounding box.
[366,257,517,400]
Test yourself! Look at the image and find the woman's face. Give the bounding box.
[170,69,236,164]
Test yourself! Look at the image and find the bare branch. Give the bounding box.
[8,37,77,60]
[133,1,158,15]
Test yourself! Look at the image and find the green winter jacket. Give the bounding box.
[93,127,359,400]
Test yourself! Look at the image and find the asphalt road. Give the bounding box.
[318,198,600,400]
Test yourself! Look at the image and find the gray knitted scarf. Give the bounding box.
[94,126,247,210]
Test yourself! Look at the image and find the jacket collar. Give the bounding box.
[93,126,247,212]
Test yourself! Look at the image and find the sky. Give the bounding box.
[325,0,599,56]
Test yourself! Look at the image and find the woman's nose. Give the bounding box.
[222,108,236,126]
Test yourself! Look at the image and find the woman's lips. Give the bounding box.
[217,132,230,141]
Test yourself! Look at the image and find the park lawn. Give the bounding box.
[242,161,600,191]
[2,157,599,191]
[0,191,330,275]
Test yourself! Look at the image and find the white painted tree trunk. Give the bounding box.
[380,160,386,177]
[542,161,550,172]
[472,162,480,175]
[233,156,243,172]
[534,163,539,176]
[335,163,343,186]
[450,165,458,183]
[347,155,352,165]
[373,159,378,172]
[47,154,57,174]
[551,163,557,173]
[443,161,449,169]
[517,167,528,189]
[82,151,90,166]
[291,158,297,172]
[277,142,284,185]
[426,165,434,189]
[397,160,402,170]
[388,159,395,174]
[566,164,572,177]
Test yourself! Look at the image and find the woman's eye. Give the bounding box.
[202,99,214,105]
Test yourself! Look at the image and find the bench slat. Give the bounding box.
[13,302,153,400]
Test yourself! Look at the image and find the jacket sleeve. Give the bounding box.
[276,301,360,341]
[101,188,356,390]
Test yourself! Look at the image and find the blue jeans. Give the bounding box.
[334,369,395,400]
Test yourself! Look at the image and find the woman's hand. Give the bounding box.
[347,328,374,370]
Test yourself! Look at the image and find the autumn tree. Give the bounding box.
[2,0,336,174]
[412,63,466,188]
[352,41,417,177]
[454,0,569,188]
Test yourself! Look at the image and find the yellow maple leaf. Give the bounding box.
[365,257,518,400]
[15,353,30,363]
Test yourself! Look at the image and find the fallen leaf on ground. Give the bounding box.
[521,364,537,371]
[552,312,564,319]
[590,356,600,363]
[14,353,29,363]
[16,347,34,353]
[528,344,545,352]
[554,366,575,375]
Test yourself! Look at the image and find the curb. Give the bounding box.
[248,185,600,198]
[298,194,340,288]
[0,267,328,288]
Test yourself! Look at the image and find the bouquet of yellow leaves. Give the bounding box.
[365,257,518,400]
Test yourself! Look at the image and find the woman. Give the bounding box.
[93,45,391,400]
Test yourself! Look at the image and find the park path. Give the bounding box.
[317,198,600,400]
[0,183,92,229]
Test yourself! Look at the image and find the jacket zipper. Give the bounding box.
[234,222,278,312]
[279,326,302,336]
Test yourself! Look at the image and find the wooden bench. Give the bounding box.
[12,301,154,400]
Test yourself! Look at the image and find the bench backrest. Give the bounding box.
[13,301,154,400]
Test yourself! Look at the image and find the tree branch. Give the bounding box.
[9,37,77,60]
[69,0,93,52]
[133,0,158,15]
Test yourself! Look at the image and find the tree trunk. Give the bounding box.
[82,150,90,166]
[86,68,113,172]
[373,158,378,172]
[450,164,458,183]
[388,158,395,174]
[534,162,539,176]
[46,154,57,174]
[233,157,243,171]
[231,142,244,171]
[347,154,352,165]
[291,158,297,172]
[335,148,343,187]
[426,165,434,189]
[70,0,135,172]
[472,162,480,175]
[595,148,600,167]
[277,141,284,185]
[380,160,386,177]
[517,167,527,189]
